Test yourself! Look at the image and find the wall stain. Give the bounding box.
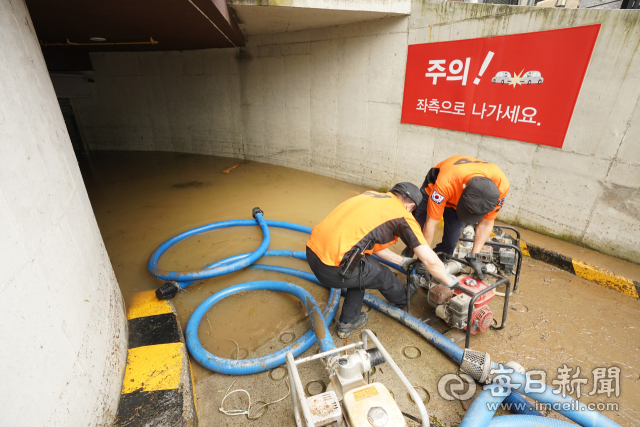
[597,181,640,220]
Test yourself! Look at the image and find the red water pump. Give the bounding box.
[427,274,495,334]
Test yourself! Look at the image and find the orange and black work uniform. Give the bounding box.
[413,155,509,255]
[306,191,427,324]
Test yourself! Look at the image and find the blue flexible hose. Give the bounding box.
[153,217,538,415]
[360,291,540,416]
[459,389,510,427]
[458,364,620,427]
[362,293,464,363]
[492,368,620,427]
[147,215,311,287]
[487,415,579,427]
[150,216,618,426]
[185,277,338,375]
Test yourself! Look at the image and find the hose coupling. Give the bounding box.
[366,348,385,368]
[252,207,264,219]
[460,349,492,384]
[156,281,180,300]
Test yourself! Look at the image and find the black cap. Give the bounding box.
[457,177,500,225]
[390,182,423,206]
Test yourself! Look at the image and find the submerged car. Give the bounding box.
[520,70,544,85]
[492,71,512,84]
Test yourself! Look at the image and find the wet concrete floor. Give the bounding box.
[83,151,640,427]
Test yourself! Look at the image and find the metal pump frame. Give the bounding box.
[434,253,512,349]
[457,225,523,293]
[285,329,428,427]
[451,225,521,348]
[405,226,522,349]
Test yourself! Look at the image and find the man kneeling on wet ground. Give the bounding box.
[306,182,458,338]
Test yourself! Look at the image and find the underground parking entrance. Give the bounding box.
[82,151,640,427]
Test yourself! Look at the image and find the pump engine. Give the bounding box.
[428,275,495,334]
[405,225,521,346]
[454,225,518,277]
[410,268,496,335]
[286,330,428,427]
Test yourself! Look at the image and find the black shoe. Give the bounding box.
[401,246,414,258]
[336,312,368,339]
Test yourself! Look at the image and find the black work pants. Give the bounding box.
[306,246,407,324]
[414,190,466,256]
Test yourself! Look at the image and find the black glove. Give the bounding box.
[465,253,486,280]
[414,261,430,280]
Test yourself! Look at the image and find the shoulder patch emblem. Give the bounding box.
[431,190,445,205]
[498,198,505,207]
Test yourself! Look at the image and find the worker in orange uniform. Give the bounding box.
[404,155,509,280]
[306,183,458,338]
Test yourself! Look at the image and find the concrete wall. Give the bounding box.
[579,0,623,9]
[537,0,580,8]
[72,1,640,264]
[0,1,128,425]
[231,0,412,14]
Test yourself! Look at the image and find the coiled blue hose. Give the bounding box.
[186,278,337,375]
[487,415,579,427]
[494,368,619,427]
[147,214,312,287]
[457,362,621,427]
[459,389,510,427]
[149,215,619,426]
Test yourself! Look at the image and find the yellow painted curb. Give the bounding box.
[122,342,184,393]
[189,358,198,414]
[127,290,173,319]
[115,290,197,426]
[520,239,638,299]
[571,259,639,299]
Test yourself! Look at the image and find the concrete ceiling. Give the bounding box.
[230,5,404,36]
[28,0,409,70]
[26,0,244,70]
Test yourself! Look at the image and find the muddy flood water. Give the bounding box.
[84,151,640,427]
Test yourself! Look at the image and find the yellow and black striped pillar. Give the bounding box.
[115,291,197,426]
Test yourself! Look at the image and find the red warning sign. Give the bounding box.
[400,25,600,148]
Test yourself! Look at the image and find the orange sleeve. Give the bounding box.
[484,210,499,221]
[426,184,447,221]
[370,237,399,254]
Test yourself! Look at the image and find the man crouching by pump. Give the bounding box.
[306,182,458,338]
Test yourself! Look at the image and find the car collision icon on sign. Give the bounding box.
[492,71,512,84]
[492,70,543,85]
[520,71,543,85]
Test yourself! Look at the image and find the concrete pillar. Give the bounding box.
[0,1,128,425]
